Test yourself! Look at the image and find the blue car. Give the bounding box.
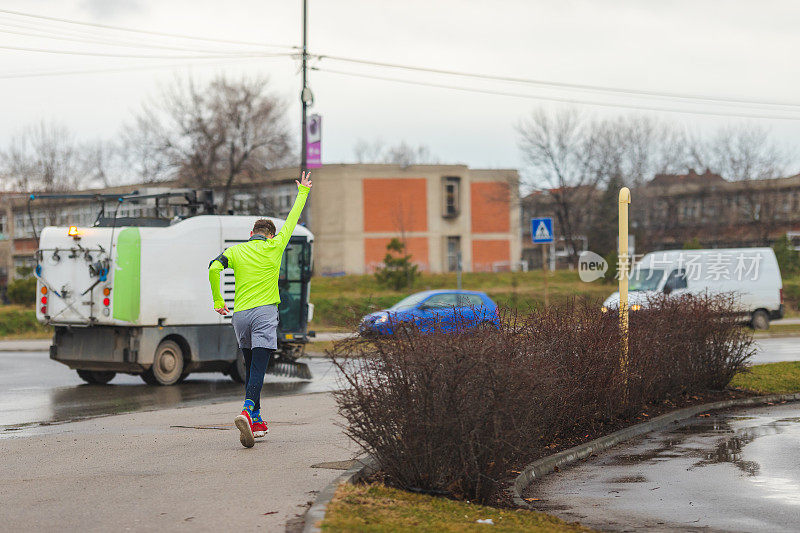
[359,290,500,336]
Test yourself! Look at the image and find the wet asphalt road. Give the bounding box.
[752,336,800,364]
[0,336,795,433]
[0,351,340,431]
[526,402,800,532]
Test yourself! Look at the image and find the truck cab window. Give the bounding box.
[663,268,688,293]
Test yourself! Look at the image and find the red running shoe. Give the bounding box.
[253,421,269,438]
[234,410,255,448]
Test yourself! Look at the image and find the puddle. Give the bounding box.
[671,421,733,434]
[311,459,357,470]
[607,413,800,478]
[690,435,760,476]
[610,437,689,465]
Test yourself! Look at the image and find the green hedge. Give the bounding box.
[7,277,37,305]
[784,282,800,311]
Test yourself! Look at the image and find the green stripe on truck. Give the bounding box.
[112,227,141,322]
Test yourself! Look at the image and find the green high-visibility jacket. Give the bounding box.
[208,184,310,312]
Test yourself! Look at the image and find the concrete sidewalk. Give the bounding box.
[0,392,356,532]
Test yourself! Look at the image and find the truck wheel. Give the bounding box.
[751,310,769,330]
[142,340,185,385]
[77,370,116,385]
[230,350,247,384]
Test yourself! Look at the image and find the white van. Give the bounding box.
[602,248,784,329]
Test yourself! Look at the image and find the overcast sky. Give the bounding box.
[2,0,800,172]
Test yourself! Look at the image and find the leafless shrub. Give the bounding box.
[331,295,754,503]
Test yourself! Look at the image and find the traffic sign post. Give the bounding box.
[531,217,554,307]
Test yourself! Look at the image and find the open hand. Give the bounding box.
[215,304,229,315]
[296,171,312,189]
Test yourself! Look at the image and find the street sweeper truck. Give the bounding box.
[33,190,315,385]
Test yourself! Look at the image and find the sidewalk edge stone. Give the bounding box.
[302,455,378,533]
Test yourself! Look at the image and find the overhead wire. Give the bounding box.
[0,8,297,50]
[0,44,284,59]
[1,7,798,118]
[0,15,236,47]
[311,53,800,110]
[0,24,278,55]
[0,56,285,80]
[312,66,800,121]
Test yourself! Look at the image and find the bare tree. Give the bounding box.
[691,124,792,243]
[126,75,293,211]
[592,115,690,187]
[353,139,386,163]
[691,124,788,182]
[517,108,602,261]
[81,140,124,188]
[384,141,438,166]
[353,139,439,166]
[0,122,86,192]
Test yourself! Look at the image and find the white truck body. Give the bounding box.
[602,248,784,327]
[36,215,314,383]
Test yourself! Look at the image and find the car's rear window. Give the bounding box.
[458,294,485,307]
[425,293,459,308]
[390,292,431,310]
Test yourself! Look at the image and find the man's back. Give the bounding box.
[208,183,310,314]
[224,236,286,312]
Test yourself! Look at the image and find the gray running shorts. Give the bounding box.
[231,304,279,350]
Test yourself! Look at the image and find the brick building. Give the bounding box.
[519,169,800,269]
[636,170,800,249]
[0,164,521,280]
[309,164,520,275]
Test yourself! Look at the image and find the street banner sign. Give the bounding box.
[531,217,554,244]
[307,114,322,168]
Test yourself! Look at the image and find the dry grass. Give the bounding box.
[321,483,591,533]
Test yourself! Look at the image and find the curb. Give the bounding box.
[302,455,378,533]
[512,392,800,507]
[0,340,51,352]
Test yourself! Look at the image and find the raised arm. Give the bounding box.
[208,250,232,315]
[272,171,313,249]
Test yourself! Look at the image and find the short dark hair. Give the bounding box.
[252,219,276,236]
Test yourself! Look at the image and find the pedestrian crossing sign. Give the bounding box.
[531,217,554,244]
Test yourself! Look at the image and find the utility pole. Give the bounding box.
[299,0,310,174]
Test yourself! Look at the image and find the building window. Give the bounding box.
[442,176,461,218]
[13,256,36,271]
[446,236,461,272]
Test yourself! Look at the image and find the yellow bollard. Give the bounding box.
[618,187,631,387]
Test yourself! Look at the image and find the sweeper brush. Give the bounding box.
[267,355,313,379]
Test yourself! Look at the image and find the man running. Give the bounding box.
[208,171,312,448]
